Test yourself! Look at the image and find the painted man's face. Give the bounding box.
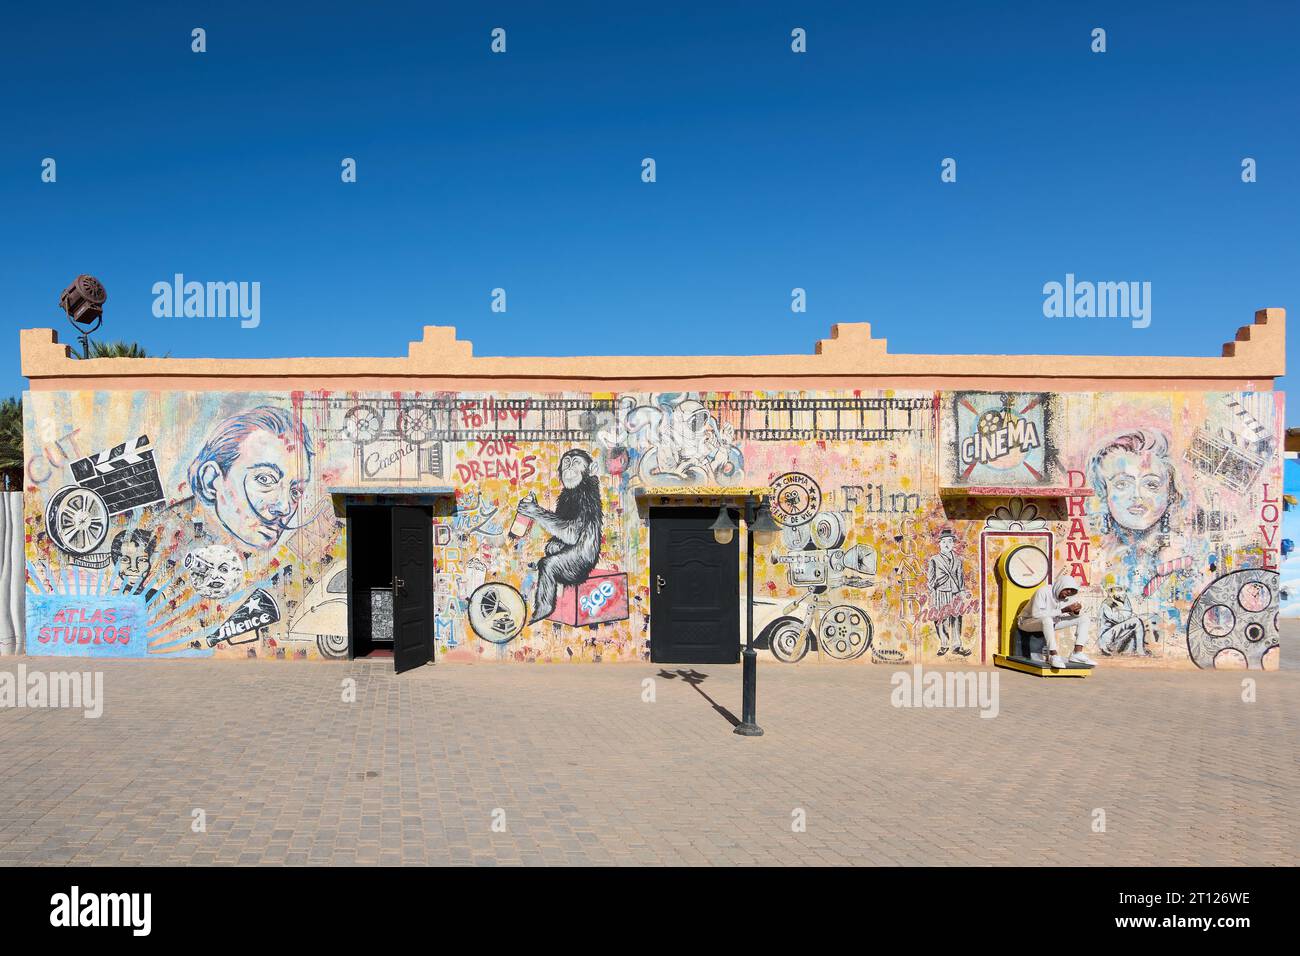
[1106,585,1128,606]
[207,429,307,548]
[939,536,954,555]
[1100,450,1171,533]
[116,540,151,591]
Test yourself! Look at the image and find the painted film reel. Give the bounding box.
[1186,568,1279,670]
[46,485,109,556]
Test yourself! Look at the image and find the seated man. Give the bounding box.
[1097,574,1149,657]
[1016,574,1096,669]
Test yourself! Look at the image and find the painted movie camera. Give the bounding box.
[759,510,878,662]
[771,509,877,587]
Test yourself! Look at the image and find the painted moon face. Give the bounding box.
[1006,545,1049,588]
[184,545,245,598]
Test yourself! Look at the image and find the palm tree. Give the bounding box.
[0,397,23,492]
[84,340,156,358]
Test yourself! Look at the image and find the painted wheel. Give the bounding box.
[317,633,349,660]
[397,405,435,445]
[818,604,872,660]
[342,405,382,445]
[809,510,847,549]
[766,617,810,663]
[1187,568,1279,669]
[468,583,526,645]
[46,485,109,556]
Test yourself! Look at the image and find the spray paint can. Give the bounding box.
[509,493,536,539]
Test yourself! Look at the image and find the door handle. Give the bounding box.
[656,574,666,594]
[394,577,406,595]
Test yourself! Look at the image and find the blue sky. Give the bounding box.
[2,1,1297,410]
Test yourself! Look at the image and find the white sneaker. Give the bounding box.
[1069,651,1096,666]
[1048,654,1068,669]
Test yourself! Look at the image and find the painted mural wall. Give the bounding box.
[17,387,1284,669]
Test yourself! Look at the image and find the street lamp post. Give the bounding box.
[712,494,778,737]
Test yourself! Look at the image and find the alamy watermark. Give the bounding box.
[1042,273,1150,328]
[0,664,103,718]
[890,664,999,718]
[152,273,261,328]
[50,886,150,936]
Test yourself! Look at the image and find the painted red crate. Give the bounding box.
[549,569,629,627]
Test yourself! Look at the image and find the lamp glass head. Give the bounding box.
[750,497,780,545]
[709,504,737,545]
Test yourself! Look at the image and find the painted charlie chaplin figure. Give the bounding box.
[926,526,969,656]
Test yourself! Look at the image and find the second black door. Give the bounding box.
[391,504,433,673]
[649,507,740,663]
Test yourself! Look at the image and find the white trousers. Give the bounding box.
[1019,614,1090,654]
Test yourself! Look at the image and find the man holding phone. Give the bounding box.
[1016,574,1096,669]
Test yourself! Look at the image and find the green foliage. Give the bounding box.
[84,340,154,358]
[0,396,22,491]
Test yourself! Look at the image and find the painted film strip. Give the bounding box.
[707,396,932,441]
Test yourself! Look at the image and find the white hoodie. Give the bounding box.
[1018,574,1083,627]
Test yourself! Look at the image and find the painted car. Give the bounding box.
[288,561,350,658]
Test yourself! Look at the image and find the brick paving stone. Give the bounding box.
[0,655,1296,865]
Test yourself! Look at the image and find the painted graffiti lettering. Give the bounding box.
[215,612,273,641]
[960,417,1041,467]
[364,441,419,477]
[579,581,617,616]
[39,605,128,644]
[26,426,84,485]
[842,483,920,515]
[38,625,130,645]
[1066,469,1091,585]
[52,608,116,624]
[1261,483,1280,570]
[455,439,538,483]
[458,399,531,430]
[917,594,979,623]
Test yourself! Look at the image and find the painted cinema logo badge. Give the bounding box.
[206,589,281,647]
[960,407,1042,469]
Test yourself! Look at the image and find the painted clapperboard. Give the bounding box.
[1185,398,1272,494]
[69,434,166,515]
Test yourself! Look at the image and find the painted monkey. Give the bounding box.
[517,449,603,624]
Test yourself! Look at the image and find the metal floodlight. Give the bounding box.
[58,274,106,359]
[709,504,737,545]
[749,496,780,545]
[60,274,107,327]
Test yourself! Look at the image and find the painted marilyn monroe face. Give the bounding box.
[1099,449,1172,533]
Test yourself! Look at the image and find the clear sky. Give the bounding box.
[2,1,1297,410]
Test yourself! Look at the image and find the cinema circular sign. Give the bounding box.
[769,472,821,527]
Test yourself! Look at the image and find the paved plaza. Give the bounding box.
[1,644,1296,866]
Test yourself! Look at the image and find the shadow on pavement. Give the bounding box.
[657,668,741,727]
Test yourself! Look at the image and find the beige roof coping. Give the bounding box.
[19,308,1285,389]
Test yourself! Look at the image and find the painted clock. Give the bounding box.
[1004,544,1050,589]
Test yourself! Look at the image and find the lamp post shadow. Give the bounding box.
[657,668,741,728]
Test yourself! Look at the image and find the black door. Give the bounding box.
[649,507,740,663]
[391,504,433,673]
